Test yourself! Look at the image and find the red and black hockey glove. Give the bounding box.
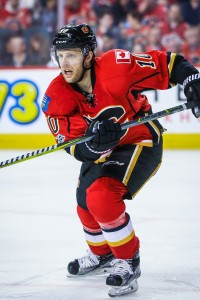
[85,119,124,153]
[183,73,200,118]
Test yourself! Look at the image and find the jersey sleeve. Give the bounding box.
[129,50,174,90]
[99,50,180,91]
[128,50,197,90]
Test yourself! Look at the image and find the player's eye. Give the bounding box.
[67,53,76,58]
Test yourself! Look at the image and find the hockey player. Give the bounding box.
[42,24,200,297]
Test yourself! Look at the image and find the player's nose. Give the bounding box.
[61,57,70,67]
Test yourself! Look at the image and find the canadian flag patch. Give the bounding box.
[115,50,131,64]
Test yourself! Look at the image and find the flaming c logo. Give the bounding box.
[81,26,89,34]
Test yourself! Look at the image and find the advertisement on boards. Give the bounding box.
[0,68,200,148]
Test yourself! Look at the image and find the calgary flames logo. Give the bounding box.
[81,26,89,34]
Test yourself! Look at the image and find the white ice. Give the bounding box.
[0,149,200,300]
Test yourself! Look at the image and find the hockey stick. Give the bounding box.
[0,100,198,169]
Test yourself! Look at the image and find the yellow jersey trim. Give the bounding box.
[123,145,143,186]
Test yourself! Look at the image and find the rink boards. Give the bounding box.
[0,67,200,149]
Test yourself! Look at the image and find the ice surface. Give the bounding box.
[0,149,200,299]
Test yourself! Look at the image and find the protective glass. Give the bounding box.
[50,47,59,67]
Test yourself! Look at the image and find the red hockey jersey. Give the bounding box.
[42,49,176,156]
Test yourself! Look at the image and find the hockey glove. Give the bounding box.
[183,73,200,118]
[85,119,124,153]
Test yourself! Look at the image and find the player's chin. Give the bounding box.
[62,72,75,83]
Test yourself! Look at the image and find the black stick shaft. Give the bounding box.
[0,101,198,169]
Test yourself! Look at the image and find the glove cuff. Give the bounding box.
[183,73,200,93]
[85,141,111,154]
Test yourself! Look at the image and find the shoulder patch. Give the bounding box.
[41,94,51,112]
[115,50,131,64]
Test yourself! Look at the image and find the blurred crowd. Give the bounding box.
[0,0,199,67]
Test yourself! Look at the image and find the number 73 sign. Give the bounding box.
[0,79,40,125]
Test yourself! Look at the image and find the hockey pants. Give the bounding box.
[76,141,163,259]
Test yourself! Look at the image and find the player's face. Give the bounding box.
[57,48,85,83]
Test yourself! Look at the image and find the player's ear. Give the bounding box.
[86,51,94,63]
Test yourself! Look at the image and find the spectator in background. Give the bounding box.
[92,0,114,17]
[0,0,32,29]
[146,27,166,51]
[130,34,147,52]
[134,0,168,46]
[0,0,200,67]
[161,33,183,53]
[96,30,117,55]
[182,26,200,65]
[112,0,137,26]
[118,11,146,51]
[64,0,96,26]
[95,9,118,50]
[5,18,23,34]
[120,11,143,39]
[1,34,31,67]
[95,9,116,35]
[162,3,188,39]
[27,32,50,65]
[40,0,57,40]
[132,41,146,53]
[136,0,168,24]
[29,0,44,26]
[180,0,200,26]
